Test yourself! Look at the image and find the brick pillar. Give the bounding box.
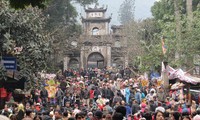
[63,56,69,70]
[80,46,85,69]
[107,44,111,67]
[125,54,129,68]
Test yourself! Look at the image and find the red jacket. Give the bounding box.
[89,90,94,99]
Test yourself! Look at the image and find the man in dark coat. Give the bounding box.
[131,99,140,115]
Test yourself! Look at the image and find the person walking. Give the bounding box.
[55,87,64,107]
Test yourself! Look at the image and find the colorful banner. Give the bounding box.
[161,37,167,55]
[45,79,59,98]
[141,79,149,87]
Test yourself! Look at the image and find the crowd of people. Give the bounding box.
[1,67,200,120]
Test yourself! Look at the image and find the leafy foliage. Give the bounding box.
[151,0,200,20]
[74,0,98,6]
[118,0,135,24]
[42,0,81,72]
[43,0,78,30]
[9,0,48,9]
[0,0,98,89]
[7,0,97,9]
[0,64,6,80]
[137,0,200,72]
[151,0,174,20]
[123,0,200,73]
[132,19,163,72]
[0,0,51,89]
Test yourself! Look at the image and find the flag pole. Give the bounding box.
[161,36,169,95]
[163,61,169,90]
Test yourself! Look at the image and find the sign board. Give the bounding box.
[91,46,101,52]
[6,70,20,80]
[1,57,17,70]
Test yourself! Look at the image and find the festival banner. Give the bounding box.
[161,37,167,55]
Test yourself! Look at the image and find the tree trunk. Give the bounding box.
[186,0,193,105]
[186,0,193,74]
[186,0,193,31]
[174,0,182,61]
[186,0,194,74]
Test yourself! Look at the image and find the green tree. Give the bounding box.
[151,0,174,20]
[0,0,98,88]
[120,0,200,74]
[151,0,200,20]
[74,0,98,6]
[9,0,48,9]
[0,0,51,89]
[149,0,200,70]
[43,0,97,72]
[132,19,162,72]
[126,0,178,72]
[120,17,161,73]
[8,0,97,9]
[118,0,135,24]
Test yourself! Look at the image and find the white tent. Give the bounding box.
[166,65,200,85]
[161,62,200,85]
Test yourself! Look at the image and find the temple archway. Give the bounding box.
[87,52,104,68]
[112,58,123,68]
[68,59,79,69]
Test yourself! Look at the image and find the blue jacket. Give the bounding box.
[135,92,141,104]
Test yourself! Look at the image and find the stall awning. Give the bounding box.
[166,65,200,85]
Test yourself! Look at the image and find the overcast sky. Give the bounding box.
[75,0,156,25]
